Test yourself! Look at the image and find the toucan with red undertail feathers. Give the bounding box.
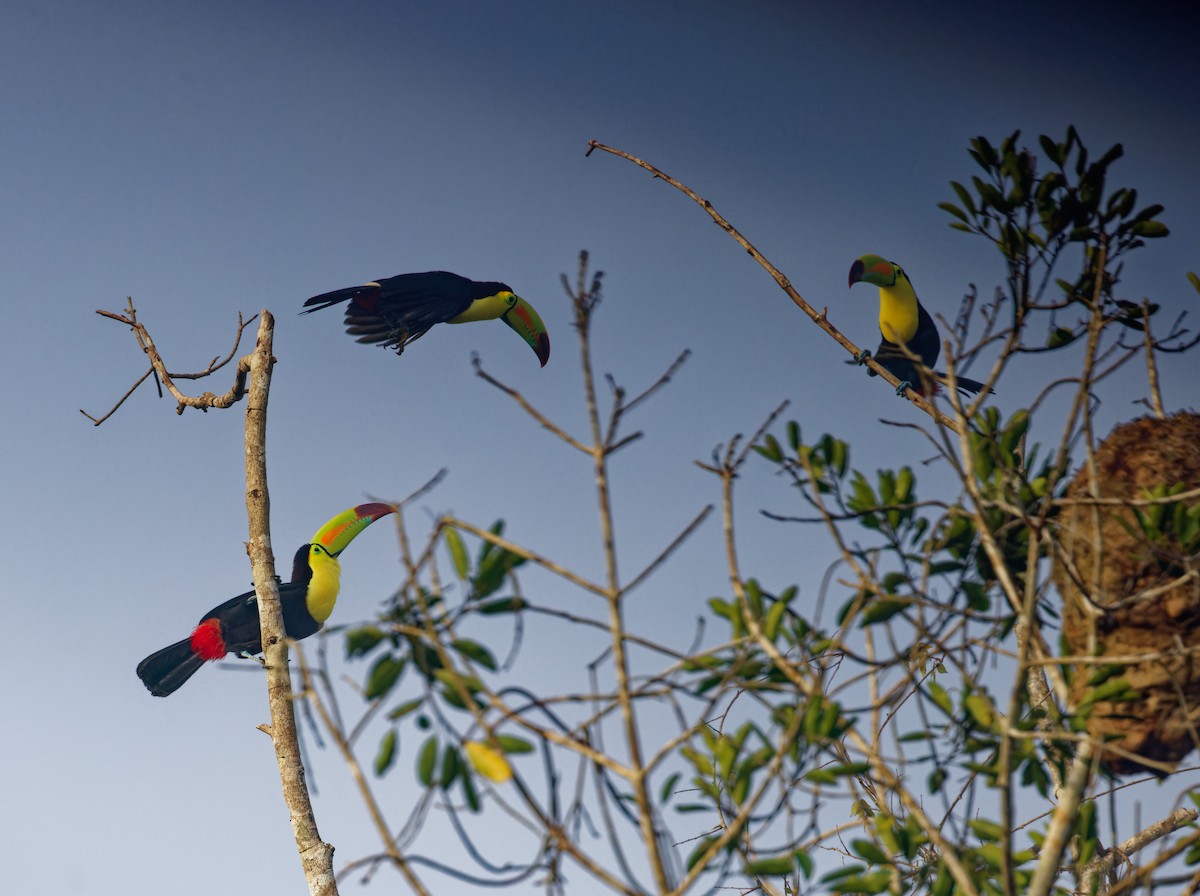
[848,254,991,397]
[136,503,395,697]
[302,271,550,366]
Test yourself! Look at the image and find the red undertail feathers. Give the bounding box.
[190,618,227,660]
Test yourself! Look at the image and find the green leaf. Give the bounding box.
[805,768,837,785]
[1047,326,1077,348]
[408,638,444,678]
[660,771,681,803]
[851,839,892,865]
[930,864,954,896]
[826,762,871,777]
[686,836,719,871]
[461,766,481,812]
[928,766,946,793]
[744,855,794,877]
[968,818,1004,842]
[365,654,406,700]
[757,434,783,462]
[387,698,424,721]
[762,598,788,641]
[1086,663,1127,687]
[416,736,438,786]
[473,548,523,599]
[497,734,535,754]
[476,595,528,615]
[450,638,498,671]
[860,597,912,626]
[1077,800,1098,864]
[950,180,977,215]
[1131,220,1169,238]
[1076,677,1136,708]
[1039,134,1063,166]
[962,580,991,611]
[436,670,484,711]
[927,681,954,716]
[1184,840,1200,866]
[938,201,969,223]
[374,729,397,776]
[963,693,998,731]
[345,625,386,658]
[445,527,470,580]
[825,869,892,893]
[440,744,461,790]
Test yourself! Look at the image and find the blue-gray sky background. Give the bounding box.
[2,1,1196,893]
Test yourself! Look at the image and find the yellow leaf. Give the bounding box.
[464,740,513,783]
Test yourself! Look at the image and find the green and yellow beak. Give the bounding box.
[501,295,550,367]
[848,254,898,288]
[313,502,395,557]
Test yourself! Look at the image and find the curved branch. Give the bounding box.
[586,140,963,432]
[82,299,256,423]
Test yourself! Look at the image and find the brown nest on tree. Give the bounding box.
[1054,411,1200,774]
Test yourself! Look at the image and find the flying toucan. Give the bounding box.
[848,254,990,397]
[136,502,395,697]
[302,271,550,366]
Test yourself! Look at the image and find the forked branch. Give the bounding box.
[81,298,257,424]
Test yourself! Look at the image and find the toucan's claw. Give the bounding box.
[894,380,913,396]
[854,350,883,379]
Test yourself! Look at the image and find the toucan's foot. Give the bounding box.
[894,380,913,396]
[850,350,880,378]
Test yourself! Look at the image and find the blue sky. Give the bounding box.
[2,2,1197,893]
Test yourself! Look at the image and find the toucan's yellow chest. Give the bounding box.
[305,554,342,623]
[877,281,920,345]
[449,292,516,324]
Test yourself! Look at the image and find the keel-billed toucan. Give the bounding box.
[848,254,990,396]
[136,502,395,697]
[302,271,550,366]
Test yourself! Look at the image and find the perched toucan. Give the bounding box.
[302,271,550,366]
[848,254,990,396]
[136,502,395,697]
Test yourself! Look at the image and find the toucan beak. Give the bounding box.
[313,502,395,556]
[849,254,895,288]
[502,296,550,367]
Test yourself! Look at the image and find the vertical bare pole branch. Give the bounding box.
[570,258,670,892]
[243,311,338,896]
[1142,300,1165,418]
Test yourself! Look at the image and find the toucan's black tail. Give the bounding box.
[136,639,205,697]
[934,372,993,396]
[300,284,363,314]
